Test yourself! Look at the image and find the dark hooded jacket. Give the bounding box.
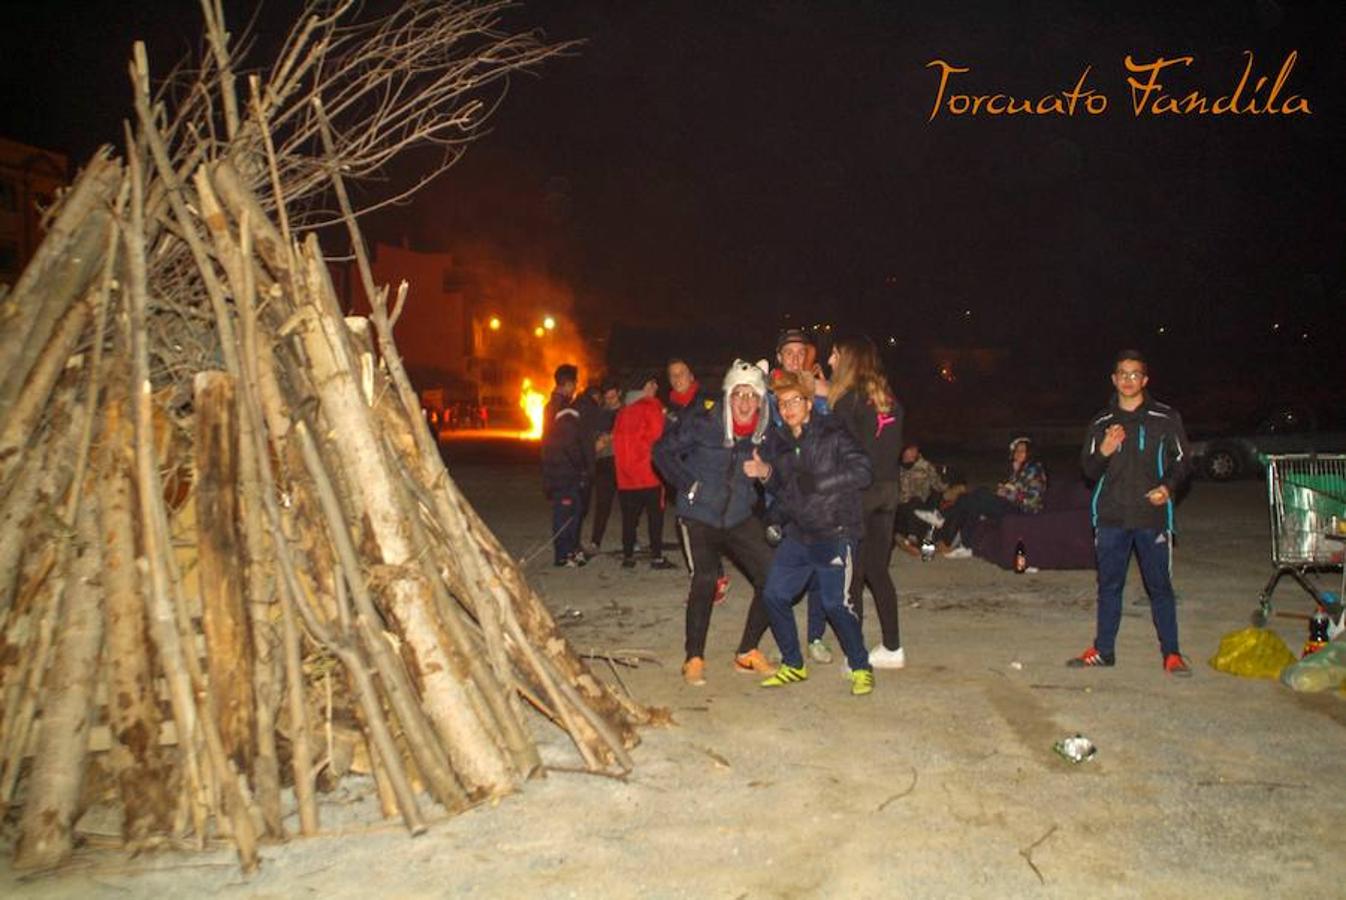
[541,407,588,498]
[1081,395,1191,530]
[652,397,762,530]
[760,414,873,542]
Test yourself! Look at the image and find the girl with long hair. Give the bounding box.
[827,336,906,668]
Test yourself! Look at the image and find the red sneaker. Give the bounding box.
[1163,653,1193,677]
[713,574,731,606]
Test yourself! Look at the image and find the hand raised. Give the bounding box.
[743,447,771,480]
[1100,424,1126,456]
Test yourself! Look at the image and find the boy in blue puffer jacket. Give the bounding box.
[744,369,876,696]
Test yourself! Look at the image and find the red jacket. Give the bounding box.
[613,396,665,489]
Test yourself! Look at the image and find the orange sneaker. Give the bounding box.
[682,657,706,686]
[733,649,777,676]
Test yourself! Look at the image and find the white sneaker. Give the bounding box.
[808,639,834,664]
[913,508,945,528]
[869,645,906,669]
[943,546,974,559]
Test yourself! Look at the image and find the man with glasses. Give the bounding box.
[768,328,835,664]
[1069,349,1194,676]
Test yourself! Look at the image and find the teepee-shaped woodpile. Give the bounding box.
[0,0,648,874]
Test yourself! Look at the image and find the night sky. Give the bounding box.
[4,0,1344,426]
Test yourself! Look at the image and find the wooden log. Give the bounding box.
[229,205,317,836]
[359,716,399,820]
[340,245,643,768]
[189,173,288,835]
[301,121,566,769]
[0,550,53,755]
[0,152,120,422]
[123,131,257,870]
[99,378,175,845]
[378,566,515,797]
[0,387,89,803]
[0,296,93,491]
[367,384,538,779]
[261,494,422,834]
[0,549,62,804]
[13,480,105,870]
[0,374,80,620]
[295,247,535,793]
[192,371,257,774]
[291,418,468,812]
[356,289,636,773]
[0,451,44,617]
[238,334,285,839]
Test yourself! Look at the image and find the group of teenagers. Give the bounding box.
[541,335,1197,697]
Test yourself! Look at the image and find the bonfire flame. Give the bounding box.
[520,378,546,440]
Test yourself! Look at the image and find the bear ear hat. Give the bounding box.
[720,358,770,445]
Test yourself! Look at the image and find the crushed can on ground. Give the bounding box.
[1053,734,1097,763]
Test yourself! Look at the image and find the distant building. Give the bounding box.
[336,242,585,430]
[0,138,69,287]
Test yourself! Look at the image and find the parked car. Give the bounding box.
[1188,405,1346,481]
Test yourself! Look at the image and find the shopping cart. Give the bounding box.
[1253,454,1346,626]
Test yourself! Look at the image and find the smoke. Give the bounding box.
[447,239,598,391]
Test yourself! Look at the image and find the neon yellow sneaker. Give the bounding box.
[760,664,809,687]
[850,669,875,696]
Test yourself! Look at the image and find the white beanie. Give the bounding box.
[721,359,770,445]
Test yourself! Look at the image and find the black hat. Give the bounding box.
[626,371,658,392]
[775,328,814,353]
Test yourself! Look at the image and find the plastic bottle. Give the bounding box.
[1303,606,1330,657]
[1013,539,1028,574]
[1310,607,1330,642]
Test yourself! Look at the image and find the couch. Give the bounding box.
[965,478,1096,570]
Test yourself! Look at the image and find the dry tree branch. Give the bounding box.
[123,0,573,392]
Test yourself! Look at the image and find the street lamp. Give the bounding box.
[542,315,556,331]
[534,326,545,338]
[488,316,501,331]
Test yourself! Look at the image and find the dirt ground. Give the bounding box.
[5,447,1346,898]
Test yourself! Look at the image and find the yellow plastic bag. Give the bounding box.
[1209,626,1298,680]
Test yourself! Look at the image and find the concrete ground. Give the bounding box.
[4,449,1344,898]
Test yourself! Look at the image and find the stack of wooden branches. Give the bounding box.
[0,0,648,875]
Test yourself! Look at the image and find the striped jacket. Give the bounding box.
[1081,396,1191,531]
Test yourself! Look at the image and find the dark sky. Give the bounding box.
[4,0,1344,419]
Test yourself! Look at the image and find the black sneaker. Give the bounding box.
[621,557,637,569]
[1065,646,1115,668]
[650,557,677,571]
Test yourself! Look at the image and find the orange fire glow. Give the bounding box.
[520,378,547,440]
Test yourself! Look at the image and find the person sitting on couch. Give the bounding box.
[917,436,1047,558]
[895,442,947,553]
